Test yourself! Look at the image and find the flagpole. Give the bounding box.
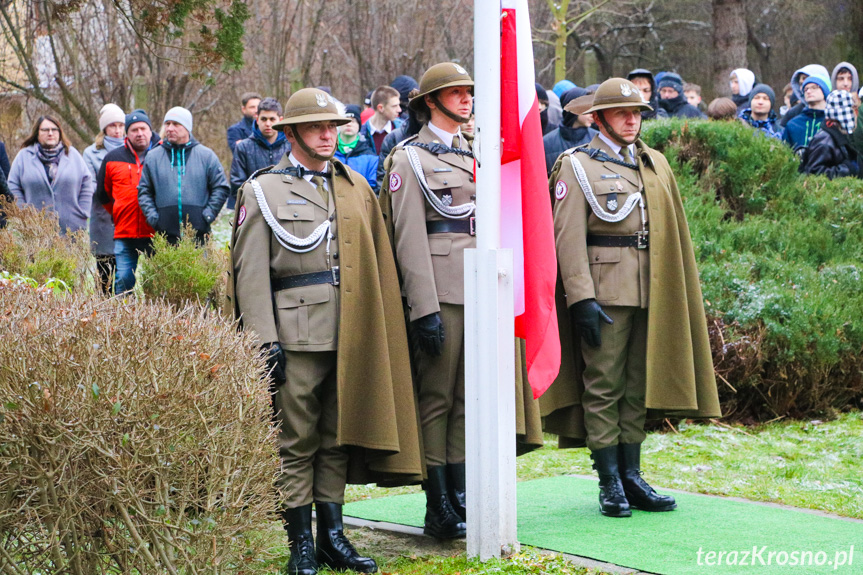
[465,0,518,561]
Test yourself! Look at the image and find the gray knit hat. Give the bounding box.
[164,106,193,135]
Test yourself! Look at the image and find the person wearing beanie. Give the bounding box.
[627,68,668,121]
[391,75,419,121]
[535,82,555,134]
[331,103,379,192]
[780,64,831,128]
[800,90,860,179]
[542,86,598,174]
[658,72,705,119]
[227,92,261,154]
[96,110,158,294]
[729,68,756,113]
[552,79,575,99]
[783,75,830,154]
[83,103,126,294]
[138,106,229,242]
[738,84,782,139]
[229,97,292,208]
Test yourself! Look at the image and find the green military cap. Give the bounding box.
[409,62,474,111]
[273,88,351,128]
[584,78,653,114]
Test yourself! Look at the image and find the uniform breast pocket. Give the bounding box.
[428,237,452,296]
[426,172,464,200]
[277,204,317,236]
[275,283,336,345]
[587,246,621,302]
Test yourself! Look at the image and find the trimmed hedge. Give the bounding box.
[642,119,863,421]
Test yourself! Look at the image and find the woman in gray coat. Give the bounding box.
[7,115,94,235]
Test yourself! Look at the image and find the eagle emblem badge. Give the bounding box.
[316,93,328,108]
[620,83,632,97]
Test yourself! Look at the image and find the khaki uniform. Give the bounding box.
[552,134,650,451]
[232,155,423,507]
[387,125,475,467]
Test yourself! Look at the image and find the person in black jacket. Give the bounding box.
[657,73,705,119]
[229,97,291,207]
[800,90,860,180]
[542,86,598,174]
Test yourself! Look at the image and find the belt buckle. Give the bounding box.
[469,216,476,236]
[331,266,340,286]
[636,231,649,250]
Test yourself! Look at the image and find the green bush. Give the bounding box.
[642,119,863,420]
[138,225,228,309]
[0,199,92,291]
[0,282,279,573]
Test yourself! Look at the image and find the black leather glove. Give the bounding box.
[262,342,286,386]
[410,312,446,357]
[570,299,613,348]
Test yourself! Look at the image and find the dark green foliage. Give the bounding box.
[642,119,863,421]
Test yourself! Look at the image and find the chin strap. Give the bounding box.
[290,125,335,162]
[430,93,471,125]
[596,110,641,148]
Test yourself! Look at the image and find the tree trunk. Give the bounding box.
[547,0,571,84]
[712,0,747,97]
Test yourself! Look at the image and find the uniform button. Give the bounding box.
[300,297,305,303]
[293,212,299,217]
[469,176,474,183]
[329,215,334,221]
[333,253,339,259]
[595,256,600,261]
[443,180,448,185]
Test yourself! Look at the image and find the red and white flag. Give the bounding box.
[500,0,560,398]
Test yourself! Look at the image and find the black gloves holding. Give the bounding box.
[410,312,446,357]
[570,299,614,348]
[262,342,286,386]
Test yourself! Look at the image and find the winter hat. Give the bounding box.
[791,64,831,101]
[801,75,831,101]
[390,75,419,102]
[748,84,775,109]
[535,82,549,104]
[552,80,575,99]
[125,109,152,132]
[163,106,193,135]
[825,90,857,134]
[99,103,125,132]
[658,72,684,96]
[831,62,860,94]
[344,104,362,126]
[561,86,591,127]
[730,68,755,97]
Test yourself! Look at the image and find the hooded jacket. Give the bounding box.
[334,132,379,192]
[229,124,291,195]
[627,69,669,121]
[800,120,859,179]
[137,138,229,239]
[831,62,859,94]
[730,68,756,113]
[659,93,706,119]
[782,107,825,153]
[781,64,831,128]
[542,86,598,174]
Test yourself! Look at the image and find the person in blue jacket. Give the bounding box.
[334,105,379,193]
[783,75,830,155]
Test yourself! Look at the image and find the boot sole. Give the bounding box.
[424,526,466,539]
[599,507,632,518]
[631,503,677,512]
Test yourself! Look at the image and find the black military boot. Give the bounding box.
[281,505,318,575]
[424,466,467,538]
[446,462,467,522]
[315,502,378,573]
[590,446,632,518]
[618,443,677,512]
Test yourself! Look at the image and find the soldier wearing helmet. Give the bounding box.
[229,87,423,574]
[541,78,720,518]
[381,63,544,539]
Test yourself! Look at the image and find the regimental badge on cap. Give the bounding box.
[620,83,632,97]
[555,180,568,201]
[316,93,328,108]
[454,63,468,75]
[237,206,247,226]
[389,172,402,192]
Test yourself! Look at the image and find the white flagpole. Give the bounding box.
[465,0,518,561]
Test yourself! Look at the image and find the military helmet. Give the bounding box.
[409,62,474,111]
[584,78,653,114]
[273,88,350,128]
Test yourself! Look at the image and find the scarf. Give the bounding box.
[36,143,64,185]
[337,133,360,155]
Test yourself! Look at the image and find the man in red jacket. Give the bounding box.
[96,109,156,294]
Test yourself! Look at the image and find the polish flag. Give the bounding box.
[500,0,560,398]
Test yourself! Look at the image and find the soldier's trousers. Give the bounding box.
[580,306,648,451]
[416,303,465,468]
[273,350,348,508]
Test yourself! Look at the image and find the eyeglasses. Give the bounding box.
[39,127,60,133]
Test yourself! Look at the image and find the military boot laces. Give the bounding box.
[423,466,466,538]
[590,446,632,518]
[315,502,377,573]
[618,443,677,512]
[286,532,317,575]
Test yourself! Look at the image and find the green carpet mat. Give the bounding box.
[345,475,863,574]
